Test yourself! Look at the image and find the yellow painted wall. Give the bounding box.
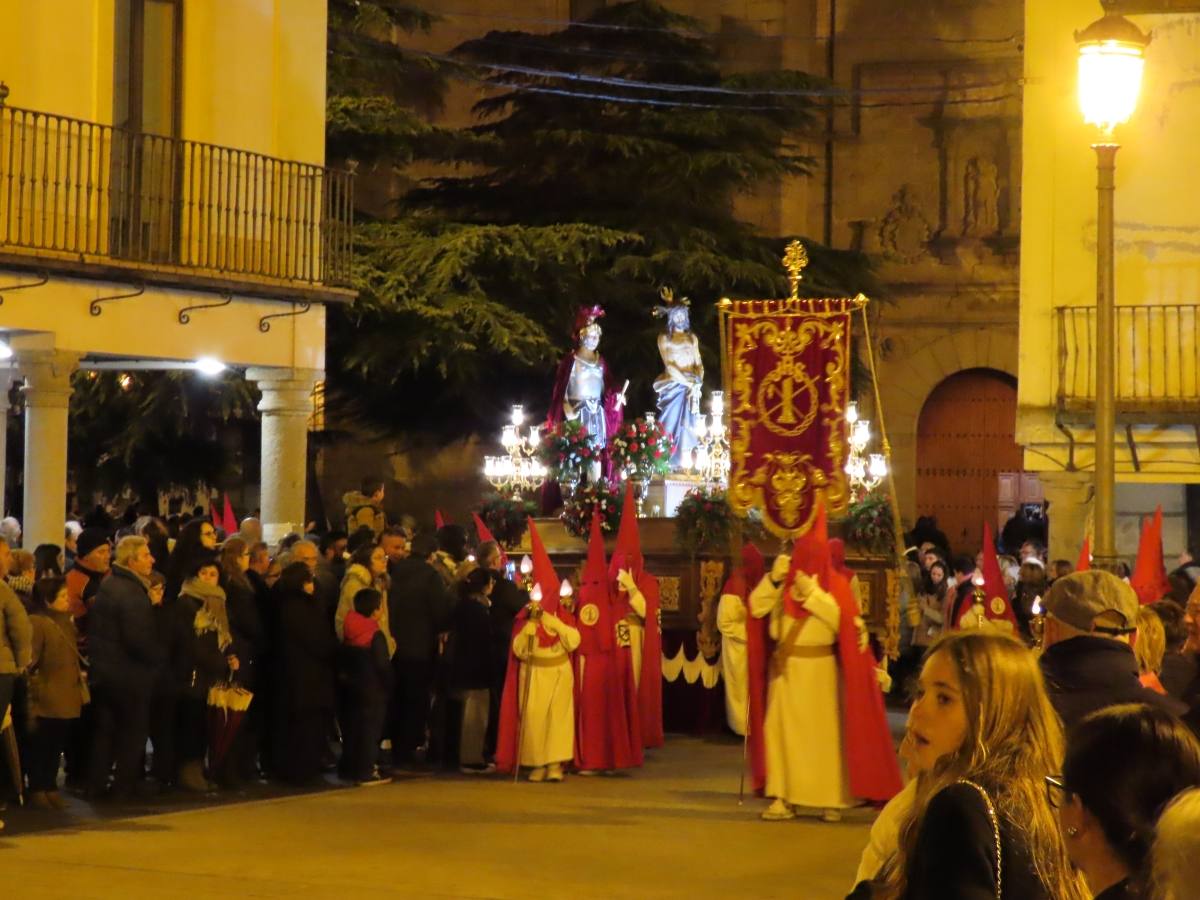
[1018,2,1200,475]
[0,0,326,165]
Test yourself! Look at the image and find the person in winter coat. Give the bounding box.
[339,588,393,785]
[173,555,240,792]
[25,576,85,810]
[64,527,111,624]
[7,549,35,610]
[86,535,163,800]
[335,542,393,656]
[448,568,497,773]
[272,562,338,785]
[0,534,32,731]
[343,478,386,537]
[218,537,264,781]
[387,533,455,767]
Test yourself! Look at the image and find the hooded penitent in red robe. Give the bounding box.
[955,522,1019,632]
[746,502,901,803]
[609,483,664,748]
[495,518,578,774]
[1076,536,1091,573]
[574,514,642,771]
[1131,506,1171,605]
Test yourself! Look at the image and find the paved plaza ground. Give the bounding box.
[1,736,872,899]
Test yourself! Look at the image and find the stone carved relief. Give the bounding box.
[879,186,933,263]
[962,157,1000,237]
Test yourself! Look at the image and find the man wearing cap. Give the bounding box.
[65,527,112,623]
[1040,570,1186,731]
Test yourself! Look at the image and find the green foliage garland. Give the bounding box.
[844,490,896,556]
[477,495,535,547]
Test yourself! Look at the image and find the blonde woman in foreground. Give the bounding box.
[876,631,1088,899]
[1151,787,1200,900]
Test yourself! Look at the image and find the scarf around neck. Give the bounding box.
[181,577,231,650]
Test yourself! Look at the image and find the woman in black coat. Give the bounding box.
[271,562,338,785]
[164,519,220,604]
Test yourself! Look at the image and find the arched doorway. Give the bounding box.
[915,368,1025,554]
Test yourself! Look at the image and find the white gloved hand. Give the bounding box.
[875,665,892,693]
[855,616,870,653]
[792,572,817,599]
[770,554,790,583]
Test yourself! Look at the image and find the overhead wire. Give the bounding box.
[430,8,1024,45]
[402,45,1021,109]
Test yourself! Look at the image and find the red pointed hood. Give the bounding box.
[741,543,765,588]
[1131,506,1171,605]
[435,510,447,530]
[526,516,561,616]
[609,482,643,579]
[782,501,831,618]
[828,537,853,582]
[584,513,607,587]
[222,494,237,536]
[1076,536,1091,573]
[472,512,508,571]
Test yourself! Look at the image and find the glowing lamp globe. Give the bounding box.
[1075,13,1150,135]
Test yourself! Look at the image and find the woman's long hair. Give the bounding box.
[219,536,252,593]
[1066,704,1200,892]
[884,631,1088,900]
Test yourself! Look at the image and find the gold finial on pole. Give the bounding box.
[782,240,808,300]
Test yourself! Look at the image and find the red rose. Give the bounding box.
[582,447,591,457]
[704,503,713,511]
[653,450,661,458]
[629,443,640,452]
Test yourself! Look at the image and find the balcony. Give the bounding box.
[1055,303,1200,424]
[0,101,354,302]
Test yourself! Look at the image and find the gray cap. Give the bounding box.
[1043,570,1138,631]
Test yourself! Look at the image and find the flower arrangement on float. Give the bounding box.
[476,495,536,548]
[607,416,673,481]
[674,486,766,556]
[560,482,622,538]
[536,418,593,486]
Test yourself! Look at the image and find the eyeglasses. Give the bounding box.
[1044,774,1071,808]
[201,530,216,538]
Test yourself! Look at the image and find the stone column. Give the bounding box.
[1039,470,1093,565]
[0,370,12,515]
[247,367,321,548]
[18,349,80,549]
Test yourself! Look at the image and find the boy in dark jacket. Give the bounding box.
[340,588,393,786]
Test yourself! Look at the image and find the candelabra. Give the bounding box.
[1030,595,1045,649]
[685,391,731,487]
[483,404,547,498]
[844,401,888,499]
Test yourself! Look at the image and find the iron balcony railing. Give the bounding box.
[1055,304,1200,413]
[0,102,354,288]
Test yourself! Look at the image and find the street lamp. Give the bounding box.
[1075,10,1150,568]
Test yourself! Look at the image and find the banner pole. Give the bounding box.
[858,300,908,661]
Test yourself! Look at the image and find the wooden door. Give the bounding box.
[915,369,1022,555]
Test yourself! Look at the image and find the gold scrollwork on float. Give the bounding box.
[658,576,681,612]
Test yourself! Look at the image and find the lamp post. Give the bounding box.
[1075,10,1149,569]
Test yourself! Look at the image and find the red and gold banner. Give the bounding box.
[720,296,863,539]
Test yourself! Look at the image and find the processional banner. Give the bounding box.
[719,248,866,539]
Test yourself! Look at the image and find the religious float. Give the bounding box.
[481,242,907,735]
